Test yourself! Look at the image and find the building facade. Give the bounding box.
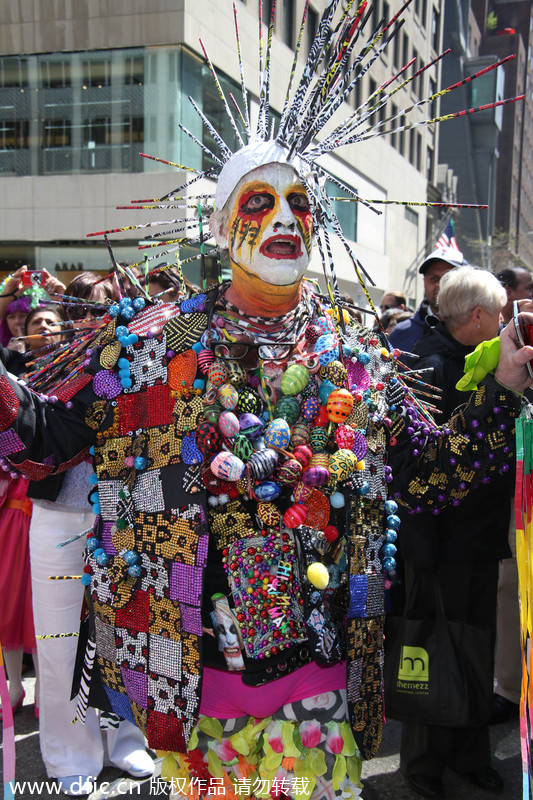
[0,0,447,309]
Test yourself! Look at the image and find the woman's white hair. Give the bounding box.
[437,266,507,328]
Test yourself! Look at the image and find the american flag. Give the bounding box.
[436,219,461,251]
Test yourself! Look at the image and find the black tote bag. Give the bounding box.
[384,574,493,728]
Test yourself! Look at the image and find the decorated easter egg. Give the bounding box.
[283,503,307,529]
[257,501,281,527]
[327,388,354,423]
[293,480,313,503]
[218,410,240,437]
[264,419,291,449]
[277,458,303,487]
[196,422,222,457]
[335,424,356,450]
[292,444,312,467]
[302,396,320,421]
[307,562,329,589]
[291,421,310,447]
[318,379,335,405]
[248,448,279,480]
[309,426,329,453]
[314,334,339,366]
[236,388,263,415]
[218,382,239,410]
[323,360,347,387]
[316,315,336,335]
[253,481,282,501]
[274,396,301,425]
[305,324,321,344]
[203,402,223,424]
[280,364,309,397]
[207,360,227,388]
[314,406,330,427]
[238,413,264,440]
[210,452,245,481]
[225,360,247,388]
[329,449,358,482]
[302,454,330,487]
[233,433,254,462]
[197,348,215,375]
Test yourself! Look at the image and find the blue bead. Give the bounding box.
[383,556,396,572]
[387,514,401,530]
[330,491,345,509]
[89,445,95,456]
[384,499,398,514]
[318,379,335,404]
[385,529,398,542]
[133,456,147,470]
[359,482,371,495]
[121,307,135,321]
[92,503,101,515]
[342,345,352,357]
[128,564,142,578]
[86,538,101,552]
[95,552,110,566]
[108,305,119,318]
[81,574,92,586]
[132,297,146,311]
[358,352,371,365]
[193,379,206,390]
[121,378,133,389]
[119,297,133,310]
[88,473,98,485]
[382,542,397,557]
[126,334,138,346]
[118,357,130,368]
[123,550,139,565]
[192,342,203,354]
[115,325,129,338]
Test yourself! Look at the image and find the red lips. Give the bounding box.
[259,235,303,260]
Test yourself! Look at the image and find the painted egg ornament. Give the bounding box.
[335,424,356,450]
[317,315,337,335]
[236,388,263,415]
[207,360,228,388]
[195,422,222,457]
[210,452,245,481]
[218,382,239,410]
[292,444,312,467]
[329,449,358,482]
[248,448,279,480]
[314,405,330,427]
[197,349,215,374]
[302,396,320,421]
[305,324,321,344]
[307,562,329,589]
[309,426,329,453]
[314,334,339,366]
[283,503,307,529]
[302,455,330,487]
[264,419,291,449]
[253,481,282,502]
[291,421,310,447]
[257,501,282,527]
[233,434,254,462]
[274,396,301,425]
[203,402,223,425]
[327,389,354,423]
[225,360,247,388]
[218,410,240,437]
[318,379,335,405]
[277,458,303,487]
[323,360,348,387]
[238,413,264,440]
[293,481,313,503]
[280,364,310,397]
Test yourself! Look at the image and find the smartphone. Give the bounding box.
[21,270,45,287]
[513,300,533,380]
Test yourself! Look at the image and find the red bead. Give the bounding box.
[248,628,256,636]
[376,382,385,391]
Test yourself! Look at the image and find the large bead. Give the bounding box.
[291,421,310,447]
[280,364,310,396]
[238,413,264,440]
[335,424,356,450]
[277,458,303,487]
[225,360,247,388]
[309,426,329,453]
[233,433,254,462]
[326,388,354,423]
[210,452,245,481]
[257,501,281,526]
[314,334,339,366]
[322,360,347,387]
[236,388,263,415]
[283,503,307,529]
[218,382,239,410]
[248,448,279,480]
[254,481,282,501]
[302,396,320,421]
[207,360,227,388]
[293,480,313,503]
[264,419,291,449]
[196,421,222,457]
[302,454,330,487]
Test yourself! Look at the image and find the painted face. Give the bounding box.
[225,163,313,286]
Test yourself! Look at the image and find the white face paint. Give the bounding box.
[221,163,313,287]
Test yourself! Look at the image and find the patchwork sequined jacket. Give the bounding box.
[0,292,521,760]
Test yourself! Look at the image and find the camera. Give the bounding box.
[21,270,46,287]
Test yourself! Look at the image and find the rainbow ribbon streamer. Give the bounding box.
[515,410,533,800]
[0,642,16,800]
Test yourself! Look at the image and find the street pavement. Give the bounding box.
[1,667,523,799]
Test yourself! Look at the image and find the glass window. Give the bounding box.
[0,120,29,149]
[282,0,294,47]
[1,58,28,88]
[262,0,274,26]
[41,60,71,88]
[326,179,357,242]
[82,59,110,88]
[43,120,72,148]
[432,8,440,51]
[426,145,434,181]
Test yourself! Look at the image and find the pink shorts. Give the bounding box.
[199,661,346,719]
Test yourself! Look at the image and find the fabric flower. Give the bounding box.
[209,737,239,763]
[301,692,336,712]
[268,721,285,753]
[299,720,321,749]
[325,722,344,754]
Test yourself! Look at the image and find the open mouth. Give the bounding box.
[224,647,242,657]
[259,235,303,260]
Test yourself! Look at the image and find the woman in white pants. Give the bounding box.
[29,464,154,796]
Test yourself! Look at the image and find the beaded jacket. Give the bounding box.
[0,286,521,760]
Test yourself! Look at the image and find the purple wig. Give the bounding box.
[0,296,33,347]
